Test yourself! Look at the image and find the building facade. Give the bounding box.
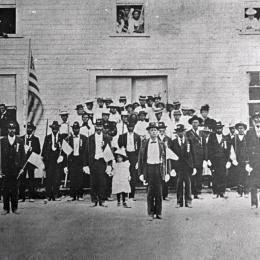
[0,0,259,141]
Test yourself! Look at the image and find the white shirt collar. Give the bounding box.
[8,135,15,145]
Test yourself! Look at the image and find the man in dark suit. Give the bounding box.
[88,119,112,207]
[42,121,64,202]
[233,122,249,197]
[186,115,204,199]
[246,111,260,208]
[118,121,141,200]
[172,124,194,208]
[64,122,88,201]
[1,122,25,214]
[19,122,41,202]
[158,122,173,201]
[208,122,231,198]
[138,122,167,220]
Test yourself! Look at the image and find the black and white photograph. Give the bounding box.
[1,0,260,259]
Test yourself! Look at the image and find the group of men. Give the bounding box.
[0,94,260,218]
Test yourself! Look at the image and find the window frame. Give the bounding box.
[0,3,18,37]
[240,1,260,35]
[110,0,150,37]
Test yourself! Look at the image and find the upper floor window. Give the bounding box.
[116,4,145,34]
[0,8,15,37]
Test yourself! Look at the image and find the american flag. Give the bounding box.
[27,53,44,126]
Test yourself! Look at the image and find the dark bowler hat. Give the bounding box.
[173,100,181,106]
[174,124,186,133]
[200,104,210,112]
[119,96,127,100]
[49,121,60,129]
[235,122,247,130]
[7,121,17,129]
[138,110,147,115]
[75,104,84,110]
[146,122,159,130]
[147,96,154,101]
[215,121,224,129]
[251,111,260,121]
[95,119,103,127]
[188,115,203,125]
[25,122,36,130]
[158,122,167,129]
[72,121,80,129]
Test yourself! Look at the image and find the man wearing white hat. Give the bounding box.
[245,8,259,30]
[59,109,70,138]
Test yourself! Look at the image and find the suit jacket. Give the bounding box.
[208,133,230,165]
[87,133,112,167]
[201,117,216,131]
[158,135,173,174]
[138,137,166,182]
[186,129,205,168]
[65,134,88,167]
[118,132,141,154]
[231,134,248,164]
[171,137,193,170]
[1,136,25,175]
[41,133,63,166]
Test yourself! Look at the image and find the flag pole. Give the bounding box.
[25,38,32,145]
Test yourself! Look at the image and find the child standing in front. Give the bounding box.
[112,148,131,208]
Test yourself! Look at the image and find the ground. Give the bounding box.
[0,191,260,260]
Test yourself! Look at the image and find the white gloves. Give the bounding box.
[135,162,138,170]
[232,160,238,166]
[203,160,208,168]
[170,169,177,177]
[83,166,90,174]
[245,164,253,174]
[64,167,68,175]
[106,165,112,176]
[139,175,144,182]
[24,145,31,154]
[57,155,64,164]
[192,168,197,176]
[226,161,231,169]
[165,174,170,183]
[207,160,212,167]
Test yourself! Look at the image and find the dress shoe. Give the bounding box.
[244,194,249,198]
[185,203,192,208]
[123,202,131,208]
[176,204,183,208]
[55,197,62,201]
[12,210,20,215]
[212,194,218,199]
[163,197,170,201]
[99,203,108,207]
[90,202,98,207]
[18,199,25,203]
[148,215,154,221]
[1,210,9,215]
[251,204,258,209]
[67,197,75,201]
[117,202,121,206]
[194,195,199,199]
[78,197,84,201]
[44,199,48,204]
[29,199,35,202]
[156,215,162,219]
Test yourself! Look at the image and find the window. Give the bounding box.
[0,8,16,36]
[248,72,260,125]
[116,4,144,34]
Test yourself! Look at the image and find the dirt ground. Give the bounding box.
[0,191,260,260]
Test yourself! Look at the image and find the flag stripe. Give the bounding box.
[27,52,43,126]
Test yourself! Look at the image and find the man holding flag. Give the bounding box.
[19,122,41,202]
[63,122,89,201]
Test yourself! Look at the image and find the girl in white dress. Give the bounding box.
[112,148,131,208]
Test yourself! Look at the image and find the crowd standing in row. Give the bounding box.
[0,95,260,220]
